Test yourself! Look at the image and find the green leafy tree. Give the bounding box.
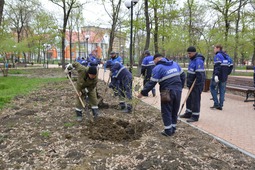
[5,0,41,62]
[30,11,59,63]
[49,0,83,69]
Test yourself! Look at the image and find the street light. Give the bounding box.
[43,44,51,68]
[85,34,90,59]
[125,0,139,73]
[121,45,125,65]
[12,45,16,68]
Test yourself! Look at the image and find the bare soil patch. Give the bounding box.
[0,68,255,170]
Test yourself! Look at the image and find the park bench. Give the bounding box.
[246,65,254,71]
[16,62,34,67]
[226,76,255,102]
[0,63,13,68]
[16,63,27,67]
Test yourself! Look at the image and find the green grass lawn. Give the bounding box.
[7,69,30,74]
[0,76,65,110]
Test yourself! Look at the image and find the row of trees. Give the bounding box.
[0,0,254,71]
[124,0,255,71]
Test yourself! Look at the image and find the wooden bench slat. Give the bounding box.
[226,76,255,102]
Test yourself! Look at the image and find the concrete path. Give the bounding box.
[98,68,255,158]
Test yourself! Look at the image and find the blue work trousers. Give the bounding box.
[161,90,181,130]
[186,85,203,120]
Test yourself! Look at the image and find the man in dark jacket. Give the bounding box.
[138,54,185,137]
[104,51,123,97]
[210,45,233,110]
[105,60,133,113]
[141,50,156,97]
[65,62,99,121]
[179,46,205,123]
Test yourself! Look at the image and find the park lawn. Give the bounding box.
[0,76,65,110]
[7,69,30,75]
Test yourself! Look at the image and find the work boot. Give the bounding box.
[186,117,198,123]
[210,105,219,109]
[121,104,132,113]
[75,110,83,122]
[118,102,126,110]
[172,126,176,133]
[92,108,100,120]
[216,107,222,110]
[179,111,192,118]
[161,128,174,137]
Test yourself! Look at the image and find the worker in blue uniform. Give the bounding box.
[138,53,185,137]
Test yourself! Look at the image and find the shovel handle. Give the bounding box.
[103,73,111,95]
[178,78,196,116]
[67,74,86,108]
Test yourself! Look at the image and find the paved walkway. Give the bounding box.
[98,68,255,158]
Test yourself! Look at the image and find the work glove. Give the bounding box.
[64,68,69,74]
[214,75,219,83]
[64,63,73,74]
[66,63,73,70]
[84,88,89,101]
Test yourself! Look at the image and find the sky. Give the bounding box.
[40,0,113,28]
[40,0,189,28]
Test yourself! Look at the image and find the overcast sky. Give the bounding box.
[40,0,113,28]
[40,0,189,29]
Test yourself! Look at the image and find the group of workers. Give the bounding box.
[65,44,238,137]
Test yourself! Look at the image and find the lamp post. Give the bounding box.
[43,44,51,68]
[125,0,138,73]
[85,34,90,59]
[43,44,46,68]
[121,45,125,65]
[13,45,16,68]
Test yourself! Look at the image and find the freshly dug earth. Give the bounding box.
[0,68,255,170]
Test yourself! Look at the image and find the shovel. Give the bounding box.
[67,73,92,121]
[67,73,86,108]
[178,78,196,116]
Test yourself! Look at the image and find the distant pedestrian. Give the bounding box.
[210,45,233,110]
[80,57,88,66]
[179,46,205,123]
[141,50,156,97]
[109,51,123,64]
[138,54,185,136]
[87,53,101,67]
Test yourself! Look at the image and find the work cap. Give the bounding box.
[110,51,116,54]
[88,66,97,75]
[153,53,163,60]
[187,46,196,52]
[105,60,113,68]
[144,50,150,55]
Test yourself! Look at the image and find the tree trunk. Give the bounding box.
[139,0,150,65]
[0,0,4,26]
[153,4,159,53]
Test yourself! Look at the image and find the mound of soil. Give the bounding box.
[0,68,255,170]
